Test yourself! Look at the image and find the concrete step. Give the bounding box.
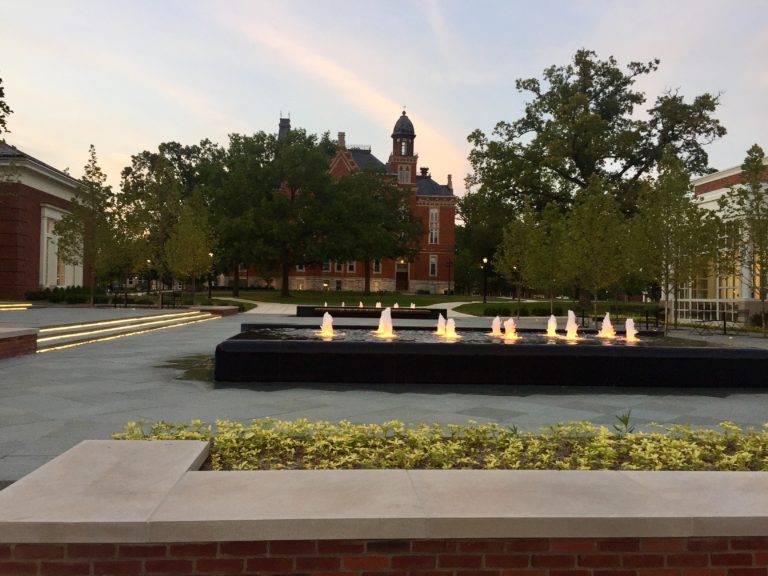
[36,311,218,352]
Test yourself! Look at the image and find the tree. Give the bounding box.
[54,145,115,305]
[466,49,725,216]
[564,177,626,314]
[0,76,11,143]
[166,192,214,301]
[631,152,715,333]
[333,168,422,294]
[496,202,568,313]
[264,128,337,296]
[121,153,183,303]
[717,144,768,333]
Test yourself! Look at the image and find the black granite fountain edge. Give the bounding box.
[215,336,768,387]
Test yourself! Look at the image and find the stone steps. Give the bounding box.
[36,310,218,352]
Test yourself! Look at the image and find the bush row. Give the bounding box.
[114,419,768,472]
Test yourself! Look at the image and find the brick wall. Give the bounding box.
[2,537,767,576]
[0,333,36,359]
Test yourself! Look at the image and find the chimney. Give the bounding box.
[337,131,346,148]
[420,167,429,177]
[278,117,291,140]
[447,174,453,189]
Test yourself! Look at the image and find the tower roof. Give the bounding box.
[391,110,415,138]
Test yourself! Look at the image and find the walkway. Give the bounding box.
[2,306,768,484]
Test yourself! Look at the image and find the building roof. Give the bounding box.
[416,174,453,197]
[391,110,415,138]
[0,142,79,186]
[349,147,388,172]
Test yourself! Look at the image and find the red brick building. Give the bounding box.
[288,111,456,294]
[0,144,82,299]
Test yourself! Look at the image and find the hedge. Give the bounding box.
[113,418,768,472]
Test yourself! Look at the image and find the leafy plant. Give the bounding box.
[114,419,768,472]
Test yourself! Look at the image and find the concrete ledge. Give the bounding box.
[2,441,768,543]
[0,440,209,542]
[191,305,239,316]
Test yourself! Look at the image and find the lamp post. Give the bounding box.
[208,252,214,300]
[446,259,454,295]
[145,259,152,298]
[482,257,489,304]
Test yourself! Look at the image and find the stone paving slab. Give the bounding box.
[2,306,768,484]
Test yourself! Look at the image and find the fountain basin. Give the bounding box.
[215,327,768,387]
[296,306,446,319]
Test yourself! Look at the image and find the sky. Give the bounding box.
[1,0,767,196]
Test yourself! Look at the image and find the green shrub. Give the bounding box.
[114,419,768,472]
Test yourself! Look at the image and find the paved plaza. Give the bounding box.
[1,305,768,485]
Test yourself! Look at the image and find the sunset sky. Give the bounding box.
[1,0,766,195]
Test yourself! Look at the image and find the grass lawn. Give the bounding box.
[217,289,507,308]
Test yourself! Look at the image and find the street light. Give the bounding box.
[445,259,454,295]
[208,252,214,300]
[482,257,489,304]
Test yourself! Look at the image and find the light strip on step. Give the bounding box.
[37,316,220,353]
[37,313,212,342]
[0,307,29,311]
[39,311,200,333]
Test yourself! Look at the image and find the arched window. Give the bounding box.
[401,140,407,156]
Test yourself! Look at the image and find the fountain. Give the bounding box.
[597,312,616,338]
[435,314,446,336]
[503,318,519,341]
[490,316,502,337]
[546,315,558,338]
[316,312,335,338]
[374,307,395,338]
[394,303,399,308]
[625,318,639,342]
[359,301,364,308]
[375,302,382,308]
[444,318,460,339]
[341,301,345,308]
[410,303,416,308]
[565,310,579,340]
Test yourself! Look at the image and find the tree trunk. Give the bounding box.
[191,275,196,305]
[89,268,96,307]
[762,293,766,338]
[363,259,371,295]
[281,262,290,297]
[232,266,240,297]
[673,281,678,329]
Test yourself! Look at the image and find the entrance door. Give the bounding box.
[395,263,409,291]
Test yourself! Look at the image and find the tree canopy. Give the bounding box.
[465,49,725,216]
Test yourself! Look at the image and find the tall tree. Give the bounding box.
[0,76,11,143]
[333,168,422,294]
[121,153,183,302]
[631,151,715,333]
[564,177,626,313]
[166,192,214,301]
[717,144,768,333]
[54,145,115,305]
[496,202,568,313]
[265,128,337,296]
[466,49,725,216]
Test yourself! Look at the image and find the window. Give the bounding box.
[429,255,438,277]
[347,261,356,273]
[335,261,344,273]
[401,140,407,156]
[322,261,331,272]
[398,165,410,185]
[373,259,382,274]
[428,208,439,244]
[296,264,305,272]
